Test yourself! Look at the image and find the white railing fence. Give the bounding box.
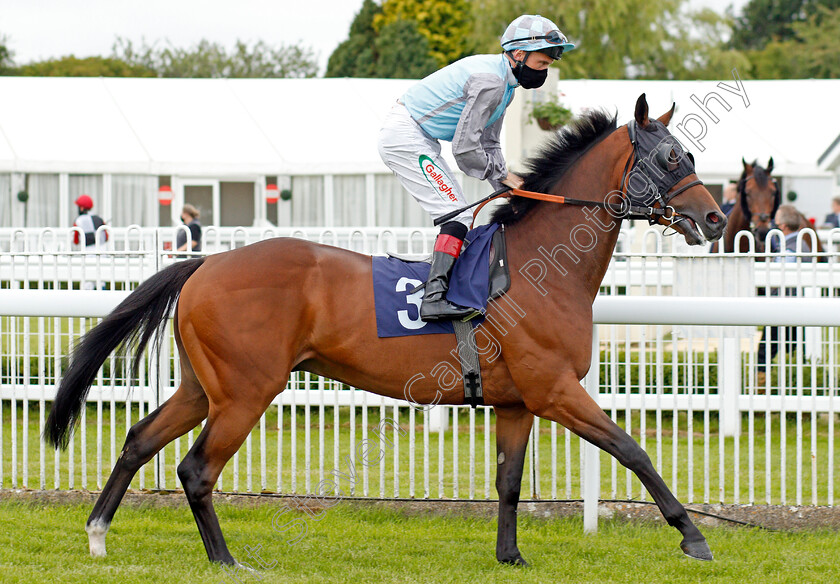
[3,225,840,529]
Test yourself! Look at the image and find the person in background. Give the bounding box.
[176,204,202,255]
[719,182,737,216]
[378,14,575,321]
[73,194,108,249]
[821,196,840,228]
[756,204,812,388]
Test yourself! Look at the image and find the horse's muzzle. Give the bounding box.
[702,210,727,241]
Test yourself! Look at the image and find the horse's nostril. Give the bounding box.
[707,212,721,224]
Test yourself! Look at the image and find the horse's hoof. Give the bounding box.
[85,520,109,558]
[498,554,529,567]
[236,561,260,573]
[680,538,713,561]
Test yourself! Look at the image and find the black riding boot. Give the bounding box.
[419,249,475,322]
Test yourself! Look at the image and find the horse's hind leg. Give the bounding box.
[177,398,273,565]
[528,375,712,561]
[85,378,208,557]
[494,405,534,566]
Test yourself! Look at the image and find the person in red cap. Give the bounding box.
[72,194,108,249]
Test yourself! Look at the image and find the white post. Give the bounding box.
[720,335,741,437]
[102,174,113,224]
[324,174,335,228]
[428,405,449,433]
[365,173,376,227]
[59,173,70,229]
[277,175,292,227]
[583,324,601,533]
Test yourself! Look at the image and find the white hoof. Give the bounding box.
[236,562,259,573]
[86,520,109,558]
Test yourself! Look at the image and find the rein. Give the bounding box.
[470,162,702,228]
[479,187,680,222]
[457,120,704,229]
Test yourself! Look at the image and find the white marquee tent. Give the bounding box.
[0,75,837,227]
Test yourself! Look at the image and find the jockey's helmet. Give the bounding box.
[501,15,575,60]
[75,194,94,210]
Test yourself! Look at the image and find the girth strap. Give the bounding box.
[453,319,484,407]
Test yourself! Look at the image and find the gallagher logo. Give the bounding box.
[419,155,459,203]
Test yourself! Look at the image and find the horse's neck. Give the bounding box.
[723,205,750,252]
[506,151,624,302]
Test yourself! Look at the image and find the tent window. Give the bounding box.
[27,174,60,227]
[291,176,324,227]
[220,182,255,227]
[333,175,366,227]
[0,174,10,228]
[112,175,154,227]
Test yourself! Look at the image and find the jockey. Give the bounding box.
[73,194,108,248]
[378,14,575,322]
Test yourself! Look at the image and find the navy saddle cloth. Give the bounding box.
[372,223,510,338]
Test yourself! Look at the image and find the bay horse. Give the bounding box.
[717,158,779,253]
[45,94,726,569]
[716,157,822,256]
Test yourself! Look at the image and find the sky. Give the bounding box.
[2,0,748,75]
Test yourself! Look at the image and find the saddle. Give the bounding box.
[387,225,511,305]
[386,225,511,407]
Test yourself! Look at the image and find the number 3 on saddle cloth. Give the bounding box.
[372,223,511,338]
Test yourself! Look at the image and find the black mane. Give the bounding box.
[490,109,618,225]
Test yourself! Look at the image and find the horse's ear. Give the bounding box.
[634,94,649,128]
[767,157,774,174]
[742,157,752,173]
[657,103,676,127]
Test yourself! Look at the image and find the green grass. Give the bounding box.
[2,401,840,507]
[0,500,836,584]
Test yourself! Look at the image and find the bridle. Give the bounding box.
[737,171,780,233]
[619,118,703,225]
[470,119,704,227]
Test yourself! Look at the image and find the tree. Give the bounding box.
[16,56,154,77]
[375,20,440,78]
[469,0,747,80]
[326,0,382,78]
[374,0,473,67]
[112,38,318,78]
[326,0,438,78]
[0,34,16,75]
[745,6,840,78]
[730,0,840,51]
[629,8,751,80]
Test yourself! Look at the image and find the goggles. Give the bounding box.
[503,29,568,46]
[502,30,567,59]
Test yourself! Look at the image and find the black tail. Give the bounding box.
[44,258,206,449]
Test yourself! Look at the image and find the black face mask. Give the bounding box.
[512,59,548,89]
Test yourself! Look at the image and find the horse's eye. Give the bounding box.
[655,145,679,171]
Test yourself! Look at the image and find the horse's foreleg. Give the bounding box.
[493,405,534,566]
[86,382,208,557]
[529,377,712,561]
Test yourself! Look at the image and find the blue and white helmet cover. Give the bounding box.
[500,14,575,54]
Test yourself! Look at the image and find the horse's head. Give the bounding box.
[621,94,726,245]
[738,157,779,244]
